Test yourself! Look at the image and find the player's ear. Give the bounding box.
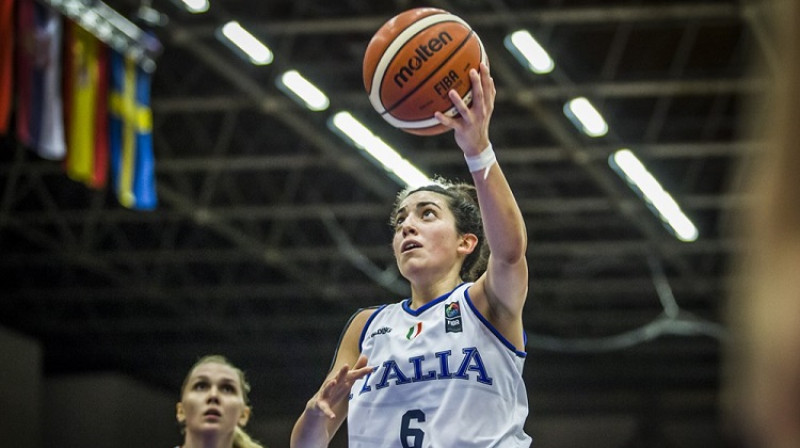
[176,402,185,423]
[238,406,251,426]
[458,233,478,255]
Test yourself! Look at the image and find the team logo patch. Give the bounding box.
[406,322,422,340]
[445,301,463,333]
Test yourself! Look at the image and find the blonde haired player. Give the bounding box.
[291,62,532,447]
[176,355,265,448]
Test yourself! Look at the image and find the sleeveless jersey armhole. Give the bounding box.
[464,286,528,358]
[357,304,388,352]
[327,305,382,373]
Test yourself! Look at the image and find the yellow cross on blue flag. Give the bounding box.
[109,50,157,210]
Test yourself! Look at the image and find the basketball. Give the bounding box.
[363,8,487,136]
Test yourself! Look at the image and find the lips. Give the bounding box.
[203,408,222,418]
[401,240,421,253]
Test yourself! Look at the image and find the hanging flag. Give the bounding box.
[91,40,109,188]
[14,0,33,145]
[14,0,65,159]
[109,50,157,210]
[63,20,109,187]
[0,0,14,135]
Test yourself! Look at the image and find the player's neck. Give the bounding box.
[409,276,462,309]
[183,430,234,448]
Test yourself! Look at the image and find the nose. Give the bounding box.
[206,386,221,403]
[401,219,418,237]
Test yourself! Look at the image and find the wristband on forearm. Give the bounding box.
[464,143,496,180]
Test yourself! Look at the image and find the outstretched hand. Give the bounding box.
[310,355,373,419]
[434,61,496,156]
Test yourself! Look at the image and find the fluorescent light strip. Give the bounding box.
[181,0,209,13]
[504,30,554,74]
[277,70,330,111]
[330,112,429,188]
[564,97,608,137]
[219,21,273,66]
[611,149,699,242]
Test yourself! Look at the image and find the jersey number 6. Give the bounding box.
[400,409,426,448]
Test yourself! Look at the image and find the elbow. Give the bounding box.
[501,248,527,266]
[496,233,528,264]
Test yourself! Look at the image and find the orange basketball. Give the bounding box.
[363,8,487,136]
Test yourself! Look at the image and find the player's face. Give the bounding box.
[177,362,250,437]
[392,190,464,281]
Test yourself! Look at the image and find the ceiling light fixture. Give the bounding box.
[218,21,273,66]
[564,97,608,137]
[179,0,209,13]
[610,149,699,242]
[329,112,429,188]
[504,30,554,74]
[277,70,330,112]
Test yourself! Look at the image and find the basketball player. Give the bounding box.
[724,1,800,447]
[176,355,266,448]
[291,62,532,447]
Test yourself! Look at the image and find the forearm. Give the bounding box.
[469,150,528,337]
[290,404,333,448]
[471,154,527,263]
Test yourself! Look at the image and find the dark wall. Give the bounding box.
[0,326,43,448]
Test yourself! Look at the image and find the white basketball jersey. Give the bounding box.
[348,283,531,448]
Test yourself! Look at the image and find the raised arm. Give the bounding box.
[290,309,374,448]
[435,62,529,348]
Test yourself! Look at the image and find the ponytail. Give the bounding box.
[233,426,265,448]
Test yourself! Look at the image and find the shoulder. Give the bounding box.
[328,306,384,370]
[335,306,383,350]
[345,306,383,332]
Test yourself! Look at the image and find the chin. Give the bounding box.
[399,264,428,282]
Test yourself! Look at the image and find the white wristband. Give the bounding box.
[464,144,496,180]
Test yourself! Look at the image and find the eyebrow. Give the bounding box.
[416,201,442,210]
[191,375,238,384]
[394,201,442,219]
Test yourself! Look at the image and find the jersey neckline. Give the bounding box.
[401,282,470,316]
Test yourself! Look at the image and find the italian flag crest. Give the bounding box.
[406,322,422,340]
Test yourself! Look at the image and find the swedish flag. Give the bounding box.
[109,50,157,210]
